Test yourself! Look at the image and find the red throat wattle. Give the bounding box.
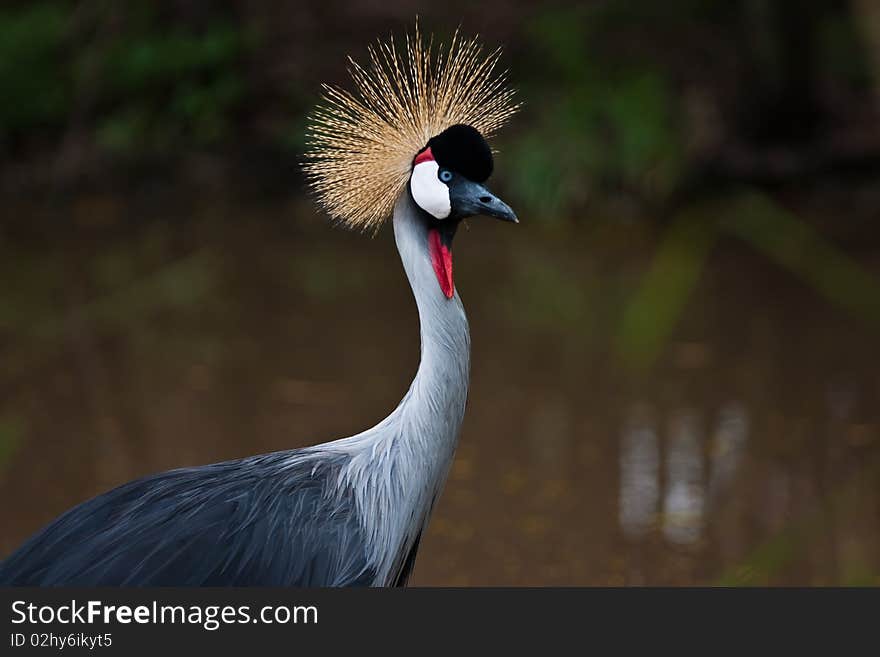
[428,228,454,299]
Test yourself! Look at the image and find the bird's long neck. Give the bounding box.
[393,193,471,427]
[331,191,470,583]
[378,190,470,478]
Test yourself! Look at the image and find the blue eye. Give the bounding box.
[439,169,453,183]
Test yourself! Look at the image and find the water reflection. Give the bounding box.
[620,402,752,548]
[619,403,660,539]
[1,197,878,585]
[663,409,705,545]
[708,402,749,502]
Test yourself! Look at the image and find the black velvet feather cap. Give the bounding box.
[425,124,494,183]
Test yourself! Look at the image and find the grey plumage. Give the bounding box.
[0,192,470,587]
[330,193,470,585]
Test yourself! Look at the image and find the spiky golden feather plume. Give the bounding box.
[303,24,519,232]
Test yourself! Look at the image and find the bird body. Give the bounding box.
[0,24,516,587]
[0,453,374,586]
[0,192,470,587]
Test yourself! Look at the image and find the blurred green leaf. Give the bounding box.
[615,208,718,370]
[0,2,69,135]
[722,194,880,328]
[90,19,249,153]
[716,528,798,586]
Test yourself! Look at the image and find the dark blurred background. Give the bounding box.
[2,0,879,585]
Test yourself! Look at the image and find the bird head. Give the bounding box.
[410,124,516,225]
[409,124,516,297]
[303,24,520,298]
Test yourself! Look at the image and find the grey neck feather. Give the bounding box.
[321,191,470,583]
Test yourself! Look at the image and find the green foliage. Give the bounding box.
[0,0,878,214]
[94,23,249,152]
[0,1,251,152]
[507,8,684,218]
[817,12,872,90]
[0,2,70,136]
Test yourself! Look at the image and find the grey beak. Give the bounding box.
[450,179,518,223]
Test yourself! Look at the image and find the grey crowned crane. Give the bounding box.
[0,26,519,587]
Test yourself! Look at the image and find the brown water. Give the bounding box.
[1,193,878,585]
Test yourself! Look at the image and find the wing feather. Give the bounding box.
[0,451,376,587]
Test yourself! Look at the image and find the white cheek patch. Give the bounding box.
[410,161,451,219]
